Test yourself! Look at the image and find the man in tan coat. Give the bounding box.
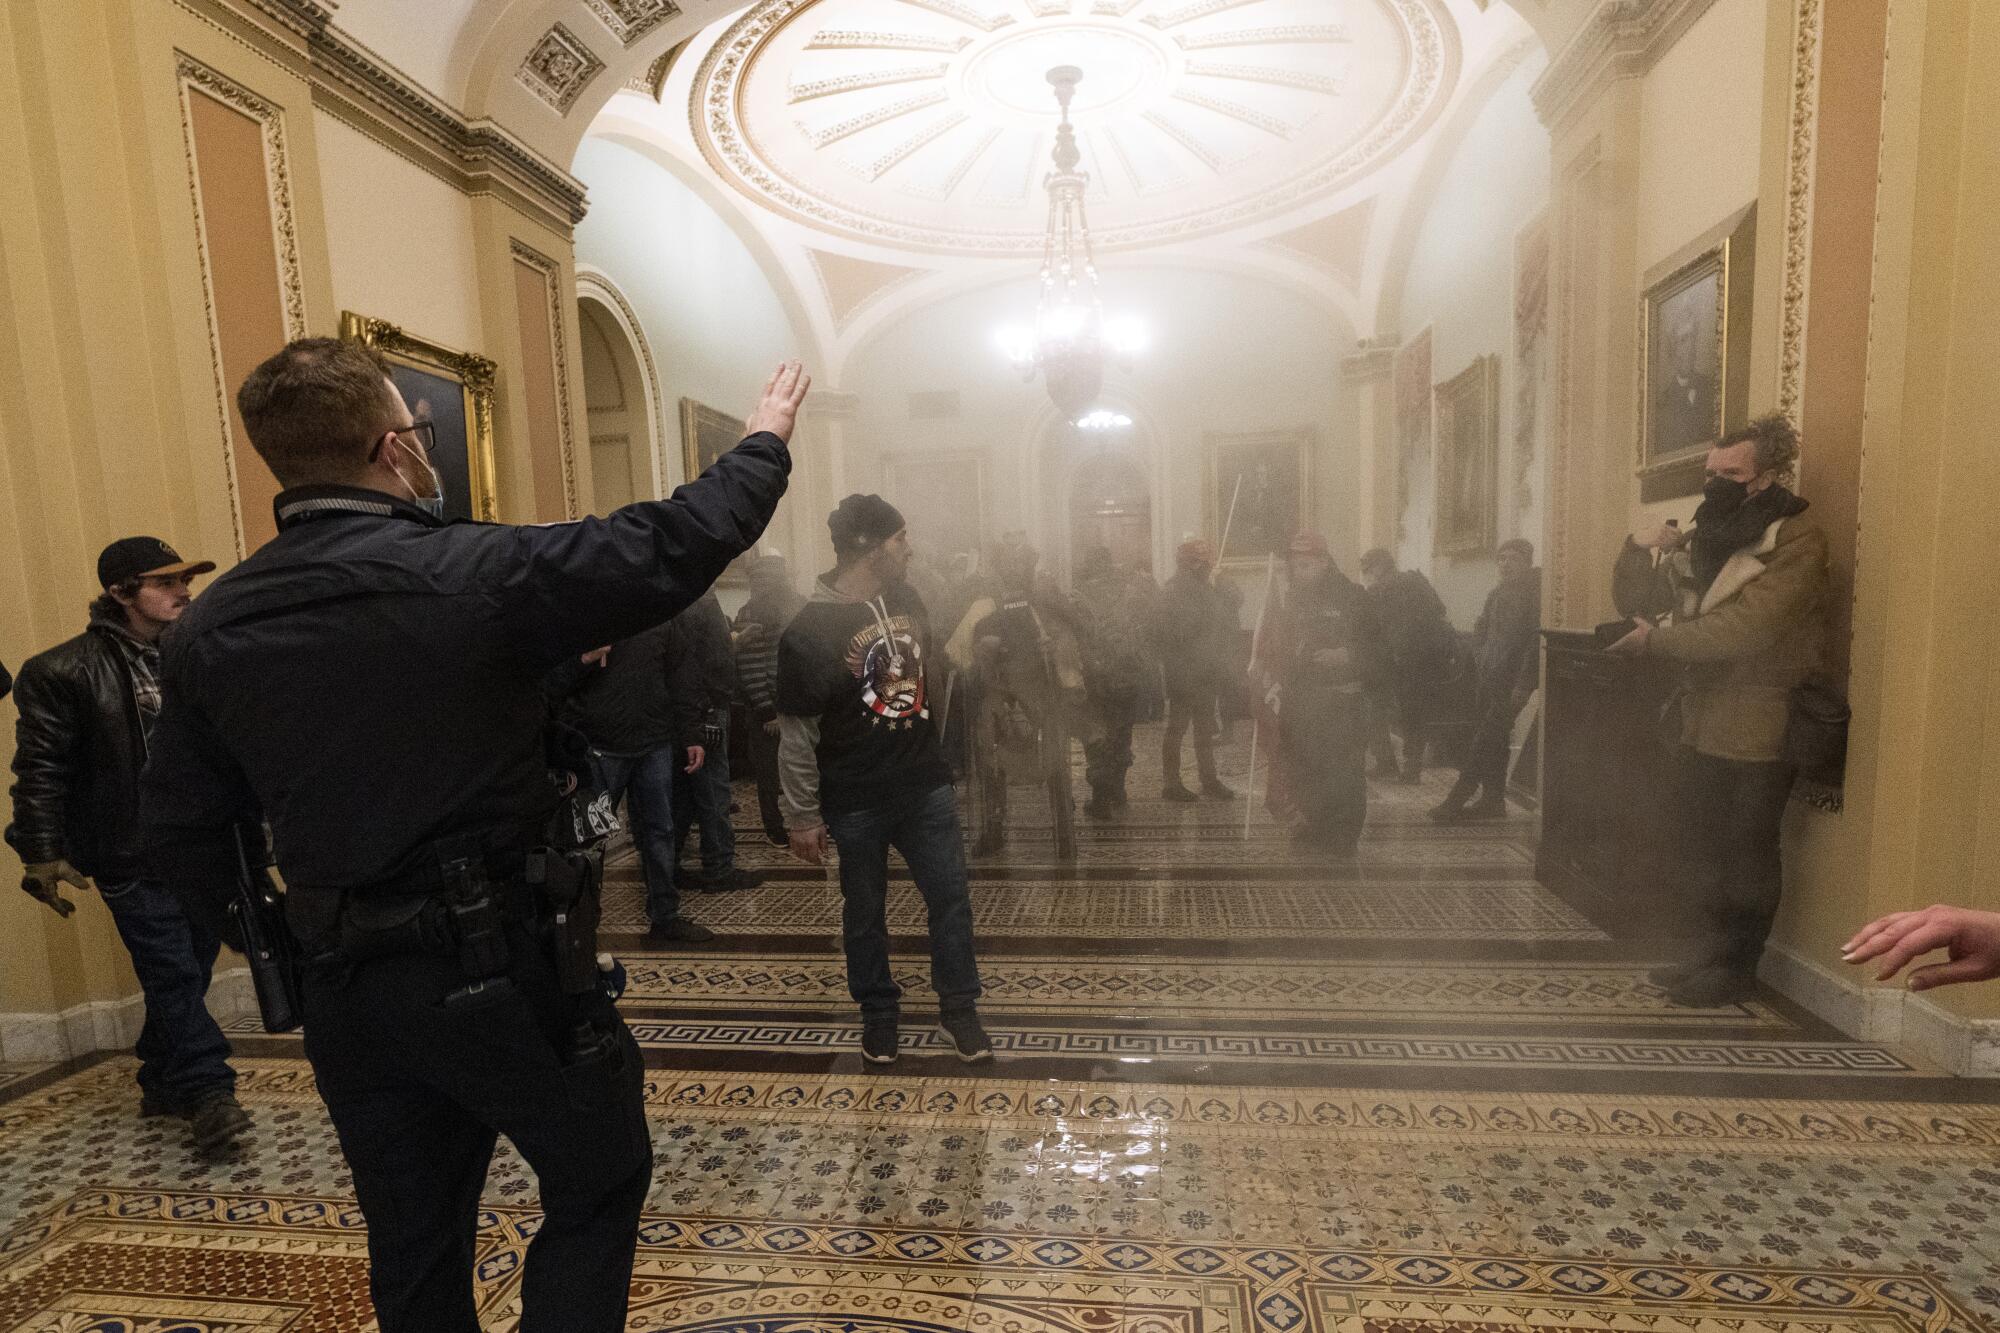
[1609,415,1828,1006]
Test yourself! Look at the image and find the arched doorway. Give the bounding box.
[1068,451,1152,579]
[575,270,665,515]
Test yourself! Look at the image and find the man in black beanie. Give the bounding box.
[774,494,990,1065]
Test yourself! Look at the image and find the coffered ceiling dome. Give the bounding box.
[691,0,1459,255]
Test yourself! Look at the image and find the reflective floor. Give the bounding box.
[2,724,1995,1331]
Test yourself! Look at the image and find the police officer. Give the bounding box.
[138,337,809,1333]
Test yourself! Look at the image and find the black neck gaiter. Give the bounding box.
[1689,482,1809,590]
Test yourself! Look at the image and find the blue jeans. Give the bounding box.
[824,783,981,1016]
[671,737,735,878]
[98,878,235,1107]
[594,748,681,924]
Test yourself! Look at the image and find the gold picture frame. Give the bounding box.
[339,312,499,521]
[1203,428,1313,566]
[1433,354,1500,558]
[1637,205,1756,500]
[680,396,753,584]
[678,396,747,485]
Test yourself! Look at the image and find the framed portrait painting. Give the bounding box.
[1204,429,1312,565]
[340,312,499,521]
[1638,205,1756,500]
[1433,355,1500,558]
[680,397,755,584]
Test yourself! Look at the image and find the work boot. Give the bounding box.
[938,1008,994,1064]
[1161,782,1198,803]
[861,1012,899,1065]
[972,829,1005,856]
[139,1093,183,1120]
[1462,794,1508,820]
[1082,796,1113,820]
[648,916,716,943]
[188,1092,251,1158]
[1200,778,1235,799]
[1427,775,1480,823]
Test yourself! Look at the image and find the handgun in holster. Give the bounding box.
[231,824,306,1034]
[526,846,616,1065]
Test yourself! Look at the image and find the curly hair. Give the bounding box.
[1719,413,1801,476]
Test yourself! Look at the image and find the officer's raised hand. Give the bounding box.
[745,361,813,443]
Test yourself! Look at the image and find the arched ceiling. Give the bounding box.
[689,0,1457,255]
[320,0,1562,372]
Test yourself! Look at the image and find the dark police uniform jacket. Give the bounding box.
[137,433,790,931]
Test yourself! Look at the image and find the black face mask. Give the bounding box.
[1701,475,1750,513]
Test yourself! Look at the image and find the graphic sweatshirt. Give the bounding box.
[774,574,952,826]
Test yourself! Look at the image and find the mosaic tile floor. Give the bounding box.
[8,725,1995,1331]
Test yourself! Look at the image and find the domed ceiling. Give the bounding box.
[691,0,1459,255]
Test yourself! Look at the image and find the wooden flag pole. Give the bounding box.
[1215,472,1245,568]
[1244,551,1276,840]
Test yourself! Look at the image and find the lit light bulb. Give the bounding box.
[1076,409,1133,432]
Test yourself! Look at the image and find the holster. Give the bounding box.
[528,846,601,999]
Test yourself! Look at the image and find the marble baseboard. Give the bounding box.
[0,966,255,1064]
[1761,942,2000,1075]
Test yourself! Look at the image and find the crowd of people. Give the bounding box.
[8,339,2000,1332]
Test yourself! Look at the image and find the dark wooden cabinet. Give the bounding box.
[1535,630,1682,932]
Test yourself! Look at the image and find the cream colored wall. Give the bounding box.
[1781,0,2000,1025]
[0,0,592,1049]
[1392,55,1551,626]
[314,109,486,355]
[1634,1,1766,278]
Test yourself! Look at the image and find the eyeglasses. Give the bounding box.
[396,420,437,457]
[371,419,437,462]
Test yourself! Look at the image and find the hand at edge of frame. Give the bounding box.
[1842,904,2000,992]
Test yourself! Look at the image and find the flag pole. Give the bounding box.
[1244,551,1276,840]
[1216,473,1244,568]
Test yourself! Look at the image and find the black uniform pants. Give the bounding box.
[302,920,651,1333]
[1673,748,1796,973]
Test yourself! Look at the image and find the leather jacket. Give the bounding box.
[6,611,151,881]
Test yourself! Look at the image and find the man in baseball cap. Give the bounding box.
[6,535,245,1157]
[96,536,217,591]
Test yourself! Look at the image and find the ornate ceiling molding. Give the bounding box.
[199,0,589,228]
[519,23,608,113]
[690,0,1460,256]
[1530,0,1723,132]
[586,0,684,46]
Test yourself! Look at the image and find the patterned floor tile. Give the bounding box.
[602,878,1602,940]
[619,955,1786,1024]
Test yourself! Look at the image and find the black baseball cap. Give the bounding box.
[97,537,216,590]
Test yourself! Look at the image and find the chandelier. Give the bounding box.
[997,66,1144,423]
